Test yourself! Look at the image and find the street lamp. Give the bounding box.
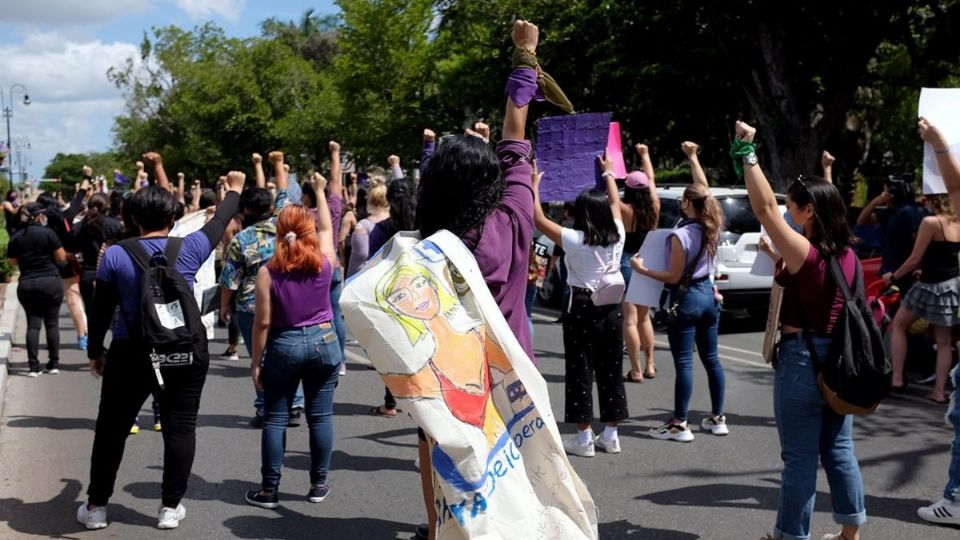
[1,84,30,189]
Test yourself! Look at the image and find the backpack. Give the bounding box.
[119,238,205,382]
[812,255,892,415]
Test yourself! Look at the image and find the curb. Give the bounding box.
[0,280,19,420]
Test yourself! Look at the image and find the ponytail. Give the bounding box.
[683,184,723,259]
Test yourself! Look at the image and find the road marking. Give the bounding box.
[718,343,763,358]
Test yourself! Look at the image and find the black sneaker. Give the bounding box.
[250,415,264,429]
[245,490,278,509]
[288,407,303,427]
[415,523,430,540]
[307,483,330,503]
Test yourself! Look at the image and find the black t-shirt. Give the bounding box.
[72,216,124,272]
[8,223,63,280]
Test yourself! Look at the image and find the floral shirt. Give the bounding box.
[219,189,289,313]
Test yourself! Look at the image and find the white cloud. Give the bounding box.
[0,33,141,178]
[3,0,151,26]
[175,0,245,22]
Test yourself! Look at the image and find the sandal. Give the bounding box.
[370,405,401,417]
[927,395,949,405]
[624,372,645,383]
[644,369,657,379]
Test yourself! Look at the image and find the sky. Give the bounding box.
[0,0,339,181]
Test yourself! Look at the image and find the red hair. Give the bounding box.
[269,204,325,273]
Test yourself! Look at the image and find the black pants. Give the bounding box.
[384,386,397,410]
[87,339,209,508]
[79,270,97,329]
[563,289,628,424]
[17,276,64,371]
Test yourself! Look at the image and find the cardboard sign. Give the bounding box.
[536,112,612,202]
[623,229,672,307]
[341,231,599,540]
[606,122,628,179]
[918,88,960,194]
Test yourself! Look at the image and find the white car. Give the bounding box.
[656,185,786,318]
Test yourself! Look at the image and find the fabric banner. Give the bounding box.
[341,231,598,540]
[536,112,612,202]
[170,209,216,338]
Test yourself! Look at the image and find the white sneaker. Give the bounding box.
[26,371,40,378]
[338,362,347,376]
[77,503,108,530]
[649,420,694,442]
[563,434,595,457]
[700,415,730,436]
[43,368,59,374]
[219,349,240,361]
[918,497,960,525]
[594,435,621,454]
[157,503,186,529]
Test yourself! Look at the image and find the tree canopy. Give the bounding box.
[97,1,960,195]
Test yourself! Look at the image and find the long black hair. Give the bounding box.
[573,188,620,247]
[108,189,124,219]
[417,134,502,237]
[623,186,657,235]
[786,175,852,258]
[387,178,417,231]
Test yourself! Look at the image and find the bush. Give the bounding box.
[0,246,15,282]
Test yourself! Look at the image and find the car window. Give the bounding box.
[658,199,682,228]
[720,196,762,234]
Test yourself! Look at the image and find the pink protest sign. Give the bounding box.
[606,122,628,178]
[535,112,612,202]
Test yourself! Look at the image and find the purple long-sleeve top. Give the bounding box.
[462,139,535,361]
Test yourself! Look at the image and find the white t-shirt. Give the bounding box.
[561,219,625,290]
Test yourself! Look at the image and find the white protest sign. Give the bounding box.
[624,229,671,307]
[919,88,960,194]
[341,231,598,540]
[750,226,779,277]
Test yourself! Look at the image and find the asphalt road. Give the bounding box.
[0,306,957,539]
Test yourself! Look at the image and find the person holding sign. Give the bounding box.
[619,143,660,383]
[631,142,727,443]
[736,120,865,540]
[534,154,628,457]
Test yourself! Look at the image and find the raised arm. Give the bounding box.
[268,151,288,190]
[388,154,403,180]
[311,173,336,266]
[736,121,810,273]
[502,20,539,141]
[598,153,623,222]
[328,141,343,199]
[420,129,436,177]
[637,143,660,216]
[177,172,186,205]
[681,141,709,191]
[142,152,171,192]
[531,160,562,246]
[251,153,265,188]
[821,151,835,184]
[919,117,960,211]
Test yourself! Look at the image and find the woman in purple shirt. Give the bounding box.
[244,200,341,510]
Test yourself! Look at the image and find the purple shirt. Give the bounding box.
[327,193,344,268]
[268,266,333,327]
[462,139,535,360]
[667,221,714,280]
[97,234,212,339]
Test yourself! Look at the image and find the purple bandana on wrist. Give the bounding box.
[505,67,544,108]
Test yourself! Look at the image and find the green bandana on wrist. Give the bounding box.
[729,138,756,180]
[512,48,576,114]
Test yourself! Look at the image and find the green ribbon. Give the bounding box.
[512,48,576,114]
[729,138,756,180]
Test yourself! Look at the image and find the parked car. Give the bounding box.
[656,185,786,318]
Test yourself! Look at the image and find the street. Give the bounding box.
[0,305,956,539]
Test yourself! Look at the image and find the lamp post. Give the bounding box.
[1,84,31,189]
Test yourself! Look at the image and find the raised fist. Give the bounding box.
[252,153,262,164]
[142,152,162,165]
[177,172,185,181]
[473,122,491,141]
[329,140,340,153]
[635,144,649,157]
[312,172,328,192]
[735,121,757,144]
[135,160,144,171]
[680,141,699,157]
[821,150,835,169]
[225,171,246,192]
[423,128,436,142]
[82,165,93,177]
[268,151,284,164]
[512,20,539,52]
[387,155,400,167]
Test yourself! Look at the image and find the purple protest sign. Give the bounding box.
[535,112,611,202]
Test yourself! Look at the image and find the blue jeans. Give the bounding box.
[665,279,725,421]
[944,365,960,501]
[330,267,346,358]
[525,282,536,339]
[620,250,636,290]
[236,310,304,414]
[261,324,342,491]
[773,336,866,540]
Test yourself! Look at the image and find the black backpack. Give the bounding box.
[812,256,892,415]
[119,238,205,374]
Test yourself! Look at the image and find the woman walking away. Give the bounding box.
[245,202,342,509]
[631,142,727,443]
[915,116,960,527]
[72,193,124,331]
[8,202,67,376]
[620,143,659,382]
[535,154,629,457]
[737,120,865,540]
[3,190,22,236]
[884,194,960,403]
[346,181,389,278]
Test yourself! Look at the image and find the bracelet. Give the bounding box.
[601,171,615,179]
[935,147,951,155]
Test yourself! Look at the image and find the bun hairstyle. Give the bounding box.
[83,192,110,236]
[367,183,389,212]
[682,183,722,259]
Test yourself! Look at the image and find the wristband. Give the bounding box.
[601,171,615,179]
[935,147,951,155]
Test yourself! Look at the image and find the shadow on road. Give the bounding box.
[600,519,699,539]
[223,511,418,540]
[4,415,96,431]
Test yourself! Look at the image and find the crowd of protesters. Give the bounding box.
[2,18,960,540]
